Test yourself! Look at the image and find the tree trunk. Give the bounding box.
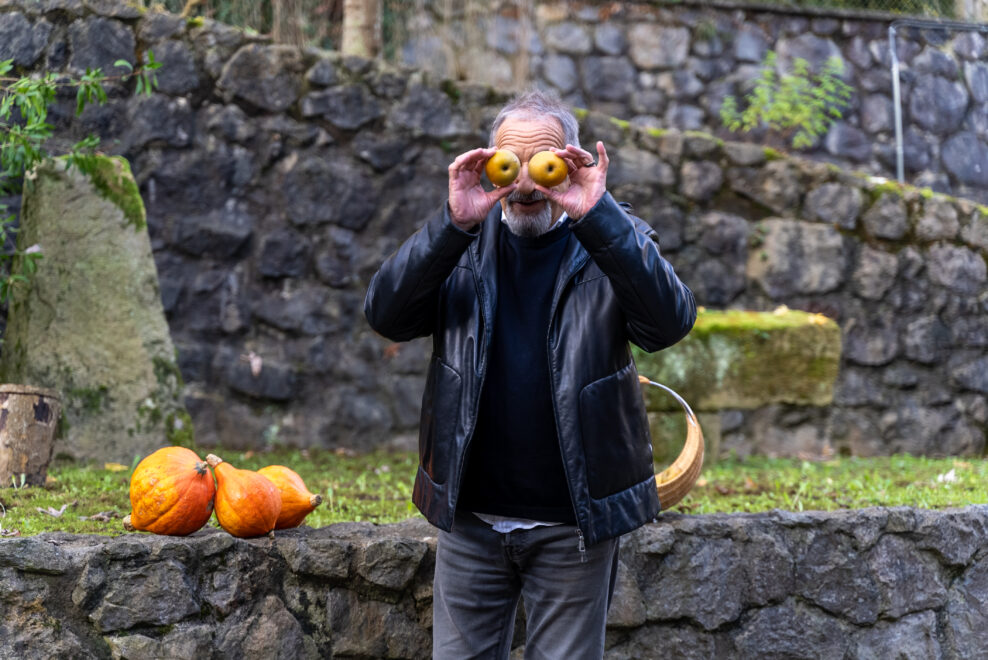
[0,385,61,487]
[273,0,306,48]
[342,0,381,58]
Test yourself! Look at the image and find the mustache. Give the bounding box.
[507,191,547,204]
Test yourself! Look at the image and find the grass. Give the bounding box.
[0,450,986,538]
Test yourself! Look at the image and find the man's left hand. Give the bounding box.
[534,141,609,220]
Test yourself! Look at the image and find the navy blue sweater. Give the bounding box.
[458,219,576,523]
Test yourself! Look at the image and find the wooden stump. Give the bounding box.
[0,385,62,487]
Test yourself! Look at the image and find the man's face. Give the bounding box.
[493,116,569,237]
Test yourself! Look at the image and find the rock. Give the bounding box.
[797,531,880,624]
[258,228,312,279]
[951,355,988,394]
[606,560,646,628]
[853,611,941,660]
[734,25,769,63]
[946,555,988,655]
[628,25,690,69]
[149,40,199,96]
[218,44,305,113]
[843,315,900,366]
[542,54,578,93]
[869,534,948,619]
[862,193,909,240]
[961,209,988,251]
[926,244,987,295]
[746,219,846,298]
[679,161,723,202]
[915,198,960,241]
[68,17,134,73]
[852,246,898,300]
[106,623,214,659]
[909,74,969,135]
[733,598,850,658]
[122,93,195,150]
[0,13,52,67]
[252,286,338,336]
[223,355,298,401]
[803,183,863,229]
[326,588,430,658]
[277,537,352,579]
[0,538,70,575]
[0,158,188,461]
[594,23,627,56]
[728,161,801,215]
[91,560,200,632]
[172,200,254,259]
[913,46,958,78]
[610,147,675,187]
[216,595,306,660]
[356,537,428,590]
[860,93,893,134]
[825,122,871,161]
[698,211,747,255]
[301,84,383,130]
[581,56,638,102]
[281,155,377,230]
[777,33,843,72]
[544,21,592,55]
[306,58,339,87]
[642,536,744,630]
[904,316,952,364]
[942,132,988,187]
[138,11,186,42]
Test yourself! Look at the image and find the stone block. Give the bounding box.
[0,157,189,462]
[634,308,841,412]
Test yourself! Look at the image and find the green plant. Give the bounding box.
[720,51,853,150]
[0,53,160,303]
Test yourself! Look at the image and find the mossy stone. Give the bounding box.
[634,308,841,413]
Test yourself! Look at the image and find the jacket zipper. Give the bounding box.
[546,253,590,549]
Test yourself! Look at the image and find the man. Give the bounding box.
[364,89,695,659]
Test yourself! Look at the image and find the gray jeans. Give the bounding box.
[433,511,620,660]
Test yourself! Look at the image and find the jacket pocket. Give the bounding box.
[418,356,462,485]
[578,361,654,499]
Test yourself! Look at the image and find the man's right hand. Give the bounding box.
[448,148,517,231]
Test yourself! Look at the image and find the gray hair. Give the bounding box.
[488,88,581,150]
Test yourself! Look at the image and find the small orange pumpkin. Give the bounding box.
[206,453,281,538]
[258,465,323,529]
[124,446,215,536]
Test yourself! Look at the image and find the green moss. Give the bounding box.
[85,157,146,231]
[440,79,461,102]
[609,117,630,130]
[68,386,110,413]
[763,146,783,161]
[573,107,589,120]
[645,127,671,138]
[691,308,835,336]
[186,16,205,28]
[165,409,195,448]
[152,355,184,390]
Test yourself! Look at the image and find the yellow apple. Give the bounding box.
[528,151,568,188]
[485,149,521,187]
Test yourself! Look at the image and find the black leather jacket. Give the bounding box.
[364,192,696,545]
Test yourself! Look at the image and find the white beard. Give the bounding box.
[503,197,554,237]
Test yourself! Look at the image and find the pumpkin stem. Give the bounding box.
[194,460,209,476]
[122,514,135,532]
[205,454,224,468]
[310,494,323,507]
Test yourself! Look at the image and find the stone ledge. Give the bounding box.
[1,506,986,658]
[635,308,841,413]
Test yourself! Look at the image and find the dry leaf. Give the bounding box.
[0,528,20,537]
[241,351,263,377]
[81,511,118,522]
[104,462,129,472]
[37,501,76,517]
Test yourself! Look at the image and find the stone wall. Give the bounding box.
[401,0,988,204]
[0,0,985,457]
[1,507,987,658]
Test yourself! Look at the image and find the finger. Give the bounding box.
[558,144,595,167]
[533,184,562,204]
[450,147,496,173]
[596,141,609,169]
[488,183,518,204]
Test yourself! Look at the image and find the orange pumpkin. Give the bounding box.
[124,446,216,536]
[258,465,323,529]
[206,454,282,538]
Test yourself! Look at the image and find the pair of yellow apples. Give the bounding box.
[485,149,568,188]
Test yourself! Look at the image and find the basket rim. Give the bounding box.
[0,384,62,399]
